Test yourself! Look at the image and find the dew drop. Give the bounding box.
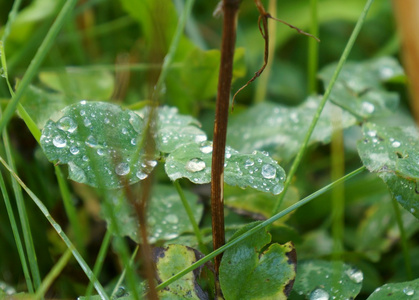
[57,117,78,133]
[82,155,89,162]
[273,184,283,195]
[403,287,414,296]
[194,134,207,143]
[131,138,137,146]
[97,149,104,156]
[345,268,363,284]
[80,110,86,116]
[367,130,377,137]
[410,208,416,214]
[200,141,213,154]
[261,164,276,179]
[115,286,128,298]
[136,170,148,180]
[310,289,329,300]
[391,141,401,148]
[362,102,375,114]
[83,118,91,127]
[166,214,179,224]
[129,112,142,133]
[53,135,67,148]
[80,100,87,105]
[115,163,130,176]
[85,135,98,147]
[53,223,62,233]
[185,158,206,172]
[244,159,254,167]
[122,127,128,135]
[70,146,80,155]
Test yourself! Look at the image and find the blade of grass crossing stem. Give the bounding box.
[174,180,208,254]
[85,230,112,298]
[1,0,22,43]
[0,0,78,134]
[0,156,109,300]
[34,249,72,300]
[0,169,34,293]
[308,0,319,94]
[391,197,413,280]
[156,166,366,290]
[272,0,375,215]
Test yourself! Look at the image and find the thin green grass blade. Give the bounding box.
[174,180,208,253]
[110,246,140,298]
[0,156,109,300]
[308,0,319,93]
[34,249,72,300]
[272,0,375,215]
[85,230,112,298]
[0,0,79,133]
[0,167,33,293]
[156,166,366,290]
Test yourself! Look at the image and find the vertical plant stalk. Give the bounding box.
[211,0,241,273]
[391,197,413,280]
[308,0,319,94]
[331,107,345,260]
[272,0,375,216]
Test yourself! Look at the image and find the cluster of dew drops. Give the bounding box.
[180,141,284,194]
[41,100,154,182]
[303,268,363,300]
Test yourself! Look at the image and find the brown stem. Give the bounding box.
[211,0,241,275]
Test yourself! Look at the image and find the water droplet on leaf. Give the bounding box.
[70,146,80,155]
[244,159,254,167]
[391,141,401,148]
[85,135,98,147]
[200,141,213,154]
[185,158,206,172]
[136,170,147,180]
[115,163,130,176]
[57,117,78,133]
[310,289,329,300]
[345,268,363,284]
[362,102,375,114]
[83,118,91,127]
[261,164,276,179]
[166,214,178,224]
[53,135,67,148]
[403,287,414,296]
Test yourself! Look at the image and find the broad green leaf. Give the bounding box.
[227,96,356,161]
[292,260,363,300]
[319,57,402,119]
[38,69,114,101]
[219,223,296,300]
[136,106,207,153]
[367,278,419,299]
[102,185,203,243]
[357,123,419,218]
[165,143,286,195]
[154,244,207,300]
[40,101,152,188]
[224,185,299,225]
[20,84,68,129]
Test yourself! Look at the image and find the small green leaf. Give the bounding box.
[319,57,402,119]
[137,106,207,153]
[39,69,115,101]
[367,278,419,299]
[227,96,356,161]
[102,185,203,243]
[357,123,419,218]
[292,260,363,300]
[219,223,296,300]
[165,143,286,194]
[154,244,208,300]
[41,101,152,188]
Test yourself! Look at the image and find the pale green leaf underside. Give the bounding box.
[319,57,402,119]
[293,260,363,300]
[165,143,286,195]
[102,185,203,243]
[367,278,419,299]
[226,96,357,162]
[357,123,419,218]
